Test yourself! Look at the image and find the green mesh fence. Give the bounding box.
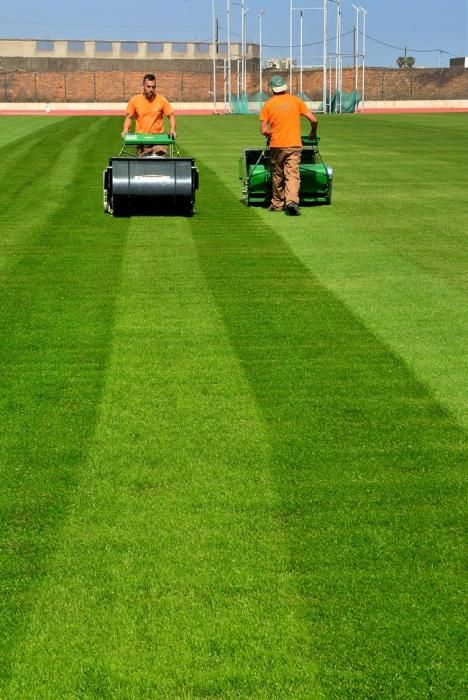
[249,91,270,102]
[230,92,273,114]
[329,89,361,113]
[247,91,270,113]
[230,94,251,114]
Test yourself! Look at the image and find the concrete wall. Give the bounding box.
[0,38,257,61]
[0,66,467,104]
[0,56,258,74]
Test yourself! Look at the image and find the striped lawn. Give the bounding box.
[0,114,466,698]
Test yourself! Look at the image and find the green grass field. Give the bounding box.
[0,112,466,698]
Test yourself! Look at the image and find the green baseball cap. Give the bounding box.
[269,75,288,93]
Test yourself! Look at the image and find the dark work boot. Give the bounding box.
[285,201,300,216]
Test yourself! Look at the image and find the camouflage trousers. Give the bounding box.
[269,147,302,209]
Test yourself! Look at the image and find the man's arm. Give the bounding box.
[168,113,176,138]
[260,119,271,137]
[303,111,318,137]
[121,114,133,138]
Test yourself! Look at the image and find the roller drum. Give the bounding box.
[109,157,197,216]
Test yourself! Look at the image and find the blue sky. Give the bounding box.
[1,0,466,68]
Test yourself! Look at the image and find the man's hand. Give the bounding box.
[169,131,177,140]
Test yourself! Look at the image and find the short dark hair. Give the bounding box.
[143,73,156,83]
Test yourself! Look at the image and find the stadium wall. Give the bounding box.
[0,65,466,104]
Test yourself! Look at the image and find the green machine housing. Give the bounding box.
[240,136,332,207]
[103,134,199,217]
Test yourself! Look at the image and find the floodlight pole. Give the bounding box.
[291,3,327,106]
[352,4,360,91]
[223,58,227,111]
[322,0,328,112]
[289,0,293,90]
[359,5,367,110]
[330,0,342,111]
[212,0,217,111]
[227,0,232,111]
[239,0,244,96]
[242,6,250,95]
[258,9,265,94]
[299,11,304,95]
[238,0,250,96]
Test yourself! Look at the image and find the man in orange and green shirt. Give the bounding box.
[260,75,318,215]
[121,73,176,156]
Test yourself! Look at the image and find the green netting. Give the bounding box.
[330,89,361,113]
[249,91,269,101]
[244,91,269,114]
[230,94,251,114]
[231,90,323,115]
[231,91,282,114]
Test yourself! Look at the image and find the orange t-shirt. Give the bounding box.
[126,93,173,133]
[259,94,309,147]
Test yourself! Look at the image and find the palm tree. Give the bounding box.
[396,56,416,68]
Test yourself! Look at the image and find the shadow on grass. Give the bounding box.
[191,160,467,697]
[0,118,129,685]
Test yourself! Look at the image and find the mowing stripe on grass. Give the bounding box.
[0,115,69,149]
[179,113,468,430]
[271,113,468,430]
[4,216,321,698]
[0,117,129,687]
[0,117,105,276]
[278,215,468,429]
[188,150,466,697]
[0,115,465,698]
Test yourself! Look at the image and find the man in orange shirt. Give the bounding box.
[260,75,318,215]
[121,73,176,156]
